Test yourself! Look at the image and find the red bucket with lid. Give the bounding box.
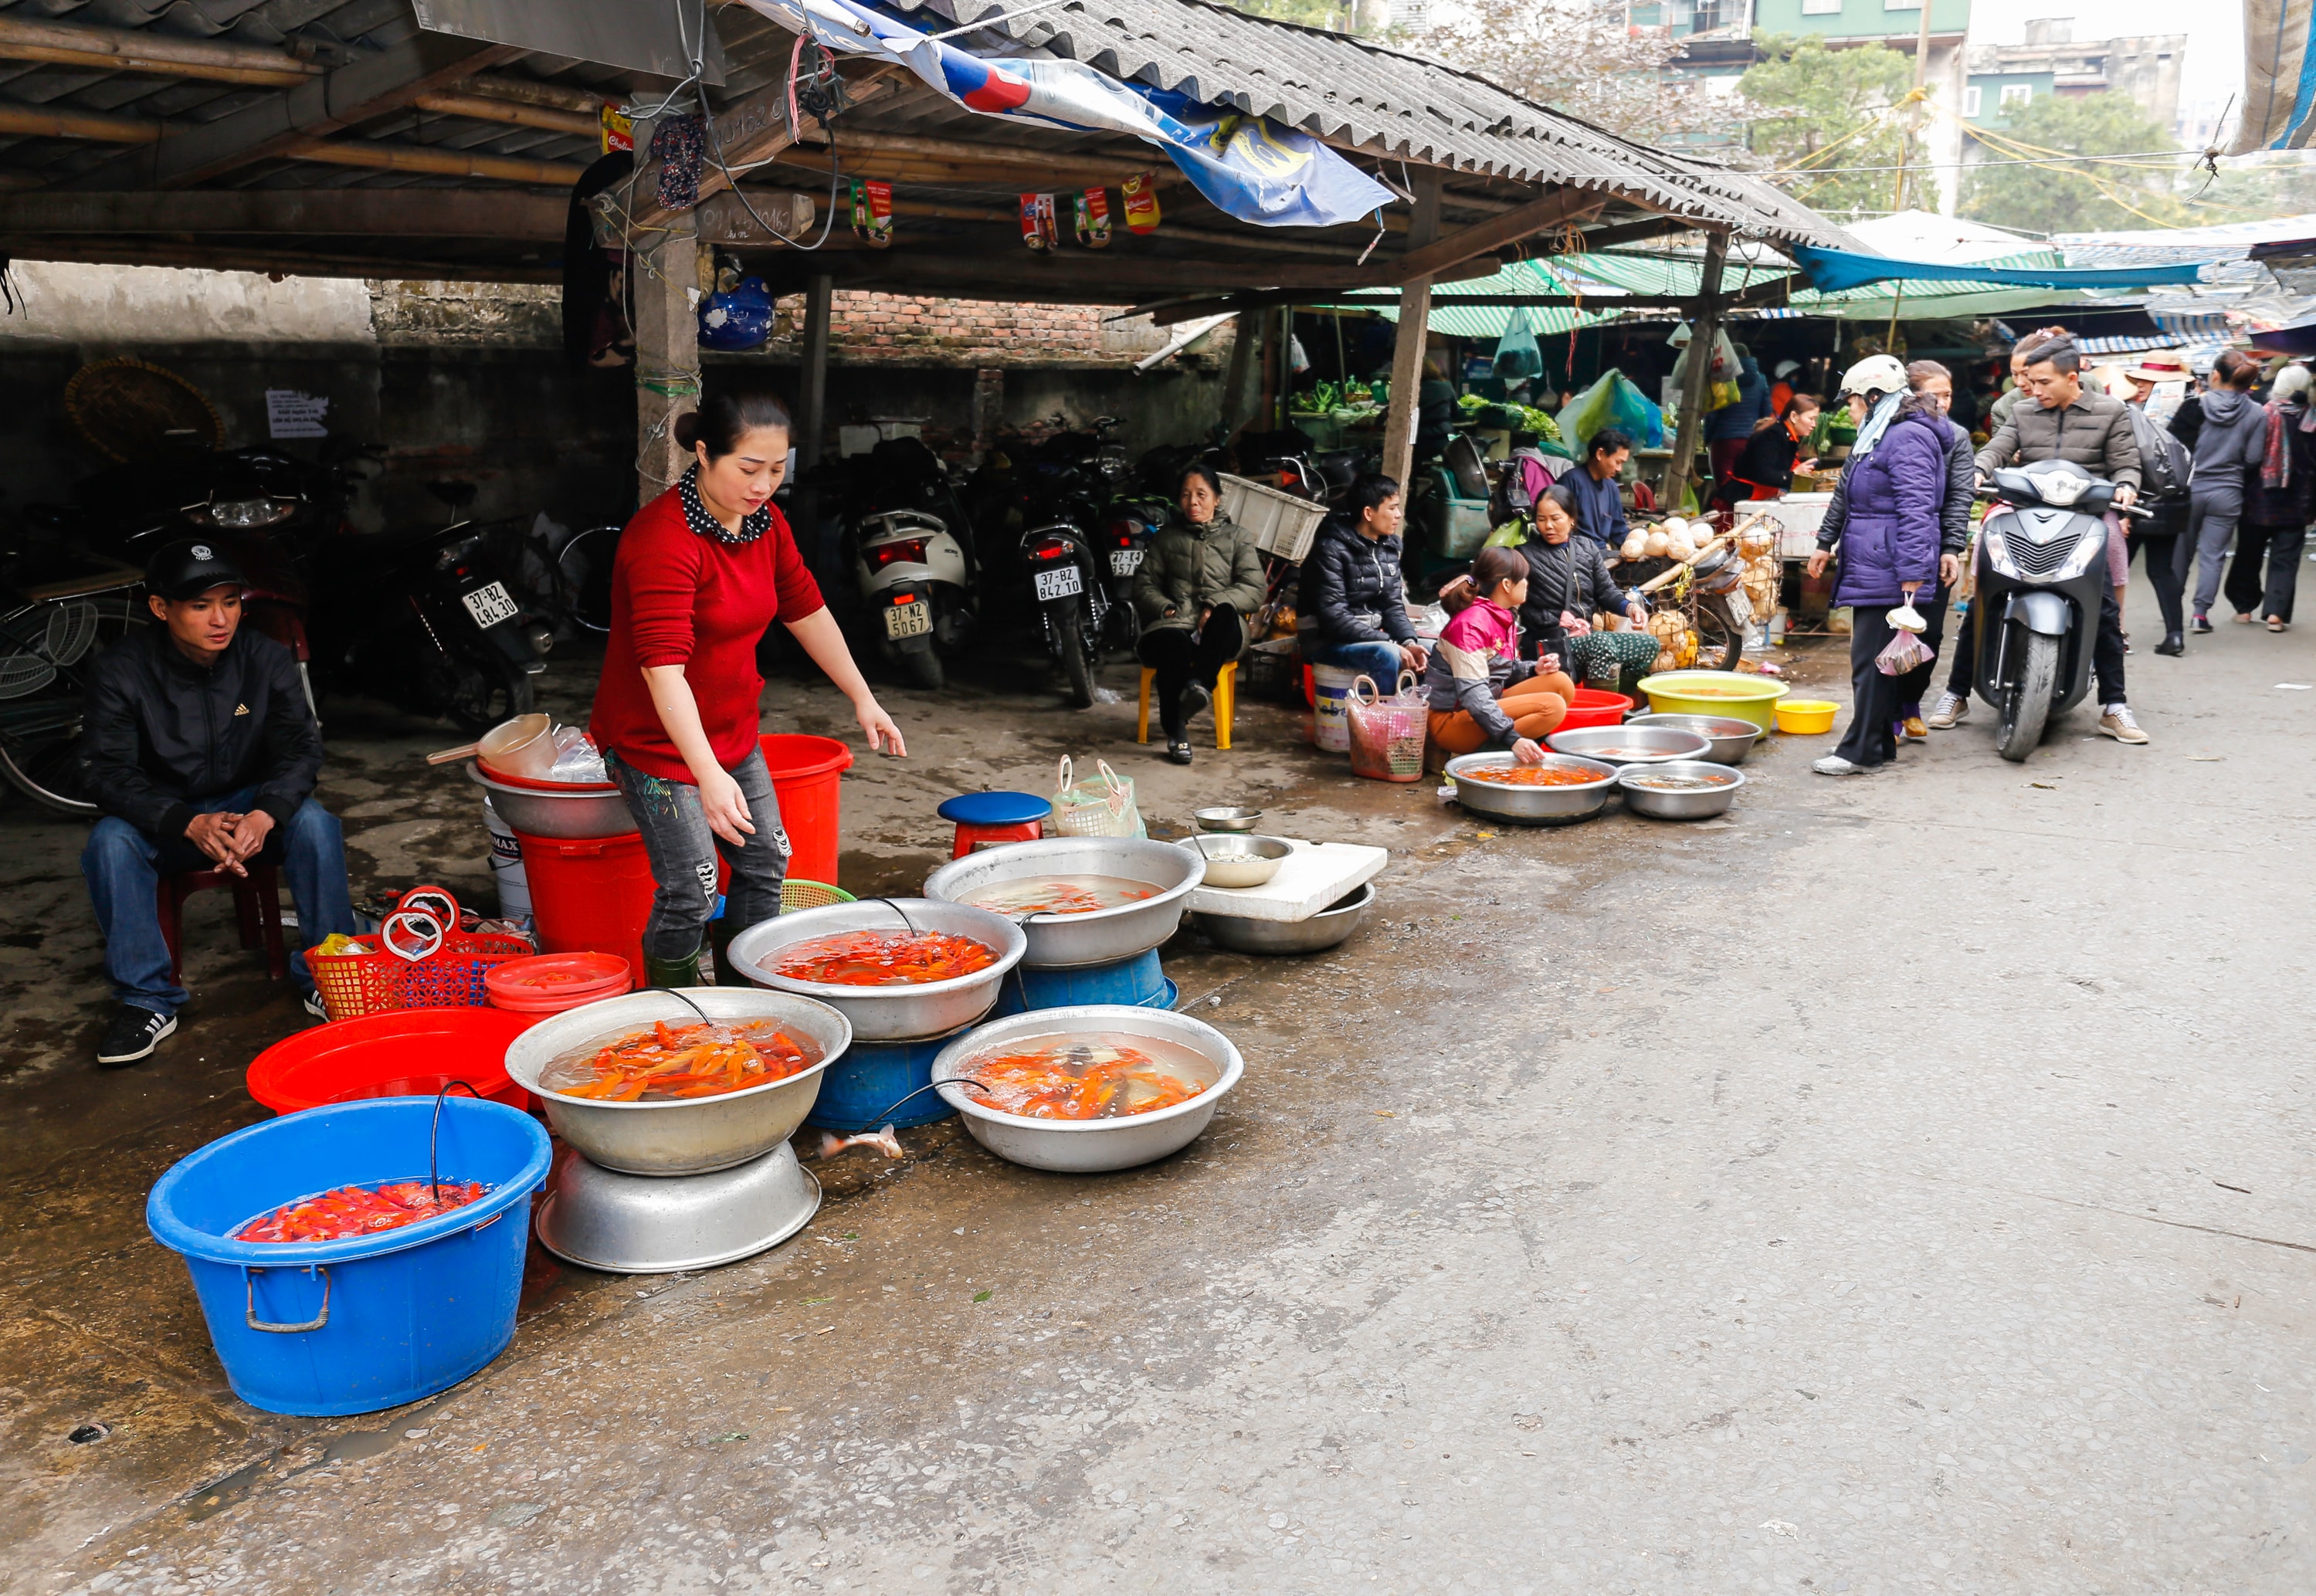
[487,951,632,1013]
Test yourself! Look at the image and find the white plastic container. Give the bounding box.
[482,797,531,920]
[1310,662,1358,753]
[1219,473,1328,563]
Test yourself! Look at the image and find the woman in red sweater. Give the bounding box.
[592,386,905,987]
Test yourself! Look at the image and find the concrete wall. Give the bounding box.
[0,264,1226,546]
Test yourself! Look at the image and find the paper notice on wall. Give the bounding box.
[266,389,330,439]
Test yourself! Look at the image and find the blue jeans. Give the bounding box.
[1304,638,1410,693]
[81,791,355,1016]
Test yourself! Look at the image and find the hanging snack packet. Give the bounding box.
[852,179,893,248]
[1077,188,1111,248]
[1121,172,1161,233]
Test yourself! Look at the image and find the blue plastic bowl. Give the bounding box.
[147,1096,551,1416]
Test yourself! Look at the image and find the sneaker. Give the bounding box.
[301,990,329,1022]
[1901,716,1929,741]
[2192,613,2214,635]
[1165,737,1193,767]
[1812,754,1868,776]
[1181,684,1211,725]
[97,1005,176,1067]
[2099,705,2149,744]
[1924,692,1969,729]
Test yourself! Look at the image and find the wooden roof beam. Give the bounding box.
[410,92,599,140]
[0,188,566,239]
[1386,188,1609,286]
[0,14,321,88]
[0,236,558,283]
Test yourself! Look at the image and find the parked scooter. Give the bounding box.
[836,437,980,690]
[971,416,1138,706]
[1971,457,2147,761]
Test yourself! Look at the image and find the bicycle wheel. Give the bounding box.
[0,593,145,815]
[558,524,623,634]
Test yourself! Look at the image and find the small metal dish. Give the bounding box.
[1192,880,1375,955]
[1545,725,1712,767]
[1192,806,1263,833]
[1617,759,1745,820]
[1626,713,1765,766]
[1177,833,1293,889]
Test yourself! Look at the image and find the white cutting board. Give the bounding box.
[1182,838,1388,923]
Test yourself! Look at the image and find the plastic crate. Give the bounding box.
[1219,473,1328,564]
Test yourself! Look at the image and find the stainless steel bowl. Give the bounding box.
[726,898,1025,1042]
[1545,725,1713,767]
[931,1005,1243,1173]
[1192,806,1263,833]
[1626,713,1765,766]
[1192,880,1374,956]
[922,837,1205,970]
[1443,753,1618,825]
[465,762,638,839]
[1176,834,1294,889]
[534,1141,820,1273]
[1618,759,1746,820]
[502,988,851,1176]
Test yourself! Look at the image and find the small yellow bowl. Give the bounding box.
[1775,700,1839,734]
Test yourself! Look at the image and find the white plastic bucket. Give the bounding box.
[482,797,531,920]
[1311,663,1358,753]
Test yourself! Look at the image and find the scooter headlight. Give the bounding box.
[1981,522,2019,580]
[2050,524,2114,582]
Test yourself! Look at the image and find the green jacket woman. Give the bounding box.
[1133,466,1266,764]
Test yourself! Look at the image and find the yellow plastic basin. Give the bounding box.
[1775,699,1839,734]
[1636,671,1790,733]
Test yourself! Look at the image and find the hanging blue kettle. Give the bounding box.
[698,275,775,351]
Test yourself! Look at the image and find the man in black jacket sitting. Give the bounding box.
[1297,473,1427,687]
[79,540,354,1066]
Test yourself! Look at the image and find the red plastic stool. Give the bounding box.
[158,864,289,986]
[936,791,1050,858]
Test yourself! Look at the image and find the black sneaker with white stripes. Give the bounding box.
[96,1005,176,1067]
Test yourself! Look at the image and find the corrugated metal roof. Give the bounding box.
[888,0,1853,246]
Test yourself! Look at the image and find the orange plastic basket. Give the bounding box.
[310,930,536,1022]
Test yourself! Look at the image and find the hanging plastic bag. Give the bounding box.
[1555,368,1665,452]
[1345,672,1429,784]
[1874,628,1935,676]
[1051,755,1147,838]
[1886,601,1928,632]
[1493,307,1544,382]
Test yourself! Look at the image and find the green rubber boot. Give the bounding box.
[707,918,742,988]
[641,940,707,990]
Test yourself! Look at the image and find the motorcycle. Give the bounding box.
[971,416,1139,706]
[1971,457,2145,761]
[835,438,980,690]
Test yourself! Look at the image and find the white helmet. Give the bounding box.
[1837,354,1908,399]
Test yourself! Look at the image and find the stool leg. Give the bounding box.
[158,879,185,991]
[1215,662,1235,751]
[255,867,289,981]
[1136,667,1155,744]
[234,877,261,950]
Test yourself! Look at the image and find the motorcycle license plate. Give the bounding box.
[1034,567,1084,601]
[460,581,519,629]
[883,598,932,639]
[1110,548,1144,577]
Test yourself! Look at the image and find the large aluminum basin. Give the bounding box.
[921,838,1204,970]
[725,898,1026,1042]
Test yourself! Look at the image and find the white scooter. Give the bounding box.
[853,508,975,690]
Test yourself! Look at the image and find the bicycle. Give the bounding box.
[0,557,147,814]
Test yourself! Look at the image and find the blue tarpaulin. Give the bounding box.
[1791,246,2213,293]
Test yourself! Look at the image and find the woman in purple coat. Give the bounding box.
[1806,381,1953,774]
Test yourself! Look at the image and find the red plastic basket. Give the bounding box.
[310,930,536,1022]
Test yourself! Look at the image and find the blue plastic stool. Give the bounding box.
[807,1032,962,1132]
[937,791,1051,858]
[991,949,1175,1016]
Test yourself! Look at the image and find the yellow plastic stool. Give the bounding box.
[1137,660,1236,750]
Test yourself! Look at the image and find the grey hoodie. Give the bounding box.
[2190,387,2269,496]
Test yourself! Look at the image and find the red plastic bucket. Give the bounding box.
[486,951,632,1012]
[246,1007,538,1115]
[1558,688,1633,730]
[758,734,853,886]
[514,829,656,979]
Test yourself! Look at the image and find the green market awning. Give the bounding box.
[1790,244,2213,293]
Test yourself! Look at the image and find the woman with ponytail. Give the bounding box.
[590,384,905,988]
[1423,546,1572,768]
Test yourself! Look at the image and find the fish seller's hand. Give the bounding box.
[185,812,248,875]
[856,696,907,758]
[225,809,275,865]
[1511,737,1546,766]
[698,767,755,849]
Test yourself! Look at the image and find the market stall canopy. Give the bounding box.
[1788,245,2213,295]
[2230,0,2316,154]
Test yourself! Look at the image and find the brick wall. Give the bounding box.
[765,292,1217,368]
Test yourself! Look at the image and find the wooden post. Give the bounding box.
[795,273,835,471]
[1662,229,1729,515]
[1219,310,1260,439]
[1381,176,1443,488]
[630,117,699,507]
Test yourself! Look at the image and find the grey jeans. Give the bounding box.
[608,746,790,961]
[2189,485,2245,618]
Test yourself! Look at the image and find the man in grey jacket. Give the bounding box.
[1936,335,2147,744]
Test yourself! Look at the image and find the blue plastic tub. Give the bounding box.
[990,949,1171,1016]
[147,1096,551,1417]
[806,1032,960,1133]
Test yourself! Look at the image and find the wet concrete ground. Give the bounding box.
[5,582,2312,1594]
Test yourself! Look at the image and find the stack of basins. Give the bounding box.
[501,989,852,1273]
[484,952,633,1016]
[729,900,1027,1133]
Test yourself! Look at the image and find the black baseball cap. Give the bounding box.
[145,538,247,601]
